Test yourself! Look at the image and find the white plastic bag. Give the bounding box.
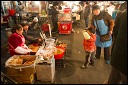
[82,30,90,40]
[15,46,32,54]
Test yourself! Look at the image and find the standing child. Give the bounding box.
[81,27,96,69]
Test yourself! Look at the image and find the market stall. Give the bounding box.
[58,8,72,34]
[5,37,67,83]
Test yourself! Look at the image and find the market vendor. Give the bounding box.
[8,24,32,56]
[20,22,42,45]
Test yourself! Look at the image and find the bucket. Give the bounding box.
[54,47,65,59]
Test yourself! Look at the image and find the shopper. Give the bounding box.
[112,3,120,21]
[112,1,127,42]
[107,2,115,16]
[15,1,24,24]
[8,24,32,56]
[107,9,127,84]
[81,27,96,69]
[90,5,114,64]
[83,1,91,28]
[116,1,127,19]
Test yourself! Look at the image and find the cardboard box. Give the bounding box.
[8,74,35,84]
[5,55,36,76]
[6,66,36,76]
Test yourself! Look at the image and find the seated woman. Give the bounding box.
[20,22,42,45]
[8,24,32,56]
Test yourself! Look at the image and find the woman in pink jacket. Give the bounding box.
[81,27,96,69]
[8,24,32,56]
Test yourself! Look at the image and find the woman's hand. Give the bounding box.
[38,38,42,42]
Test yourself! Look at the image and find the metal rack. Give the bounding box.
[1,71,18,84]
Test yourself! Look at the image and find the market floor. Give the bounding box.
[52,20,112,84]
[1,17,112,84]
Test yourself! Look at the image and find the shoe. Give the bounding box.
[89,63,95,66]
[93,56,97,59]
[80,65,87,69]
[105,60,110,64]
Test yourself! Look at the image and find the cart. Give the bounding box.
[58,10,72,34]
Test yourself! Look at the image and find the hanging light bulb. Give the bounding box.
[35,1,40,5]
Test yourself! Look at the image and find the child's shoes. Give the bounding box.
[89,62,95,66]
[80,65,87,69]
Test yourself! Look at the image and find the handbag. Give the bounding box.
[100,33,111,42]
[95,19,111,42]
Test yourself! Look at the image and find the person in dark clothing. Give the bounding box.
[83,2,91,28]
[14,1,24,24]
[107,10,127,84]
[50,4,59,33]
[112,3,120,21]
[112,1,127,42]
[21,23,42,45]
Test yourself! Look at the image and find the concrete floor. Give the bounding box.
[53,20,112,84]
[1,15,112,84]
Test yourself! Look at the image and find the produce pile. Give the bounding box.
[28,44,40,52]
[56,41,67,49]
[6,55,36,67]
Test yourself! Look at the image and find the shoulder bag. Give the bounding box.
[95,19,111,42]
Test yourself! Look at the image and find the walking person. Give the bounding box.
[90,5,115,64]
[81,27,96,69]
[83,1,91,28]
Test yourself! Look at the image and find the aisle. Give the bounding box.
[54,18,112,84]
[1,14,112,84]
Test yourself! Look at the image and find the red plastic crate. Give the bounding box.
[58,21,72,34]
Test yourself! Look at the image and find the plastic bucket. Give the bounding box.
[54,47,65,59]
